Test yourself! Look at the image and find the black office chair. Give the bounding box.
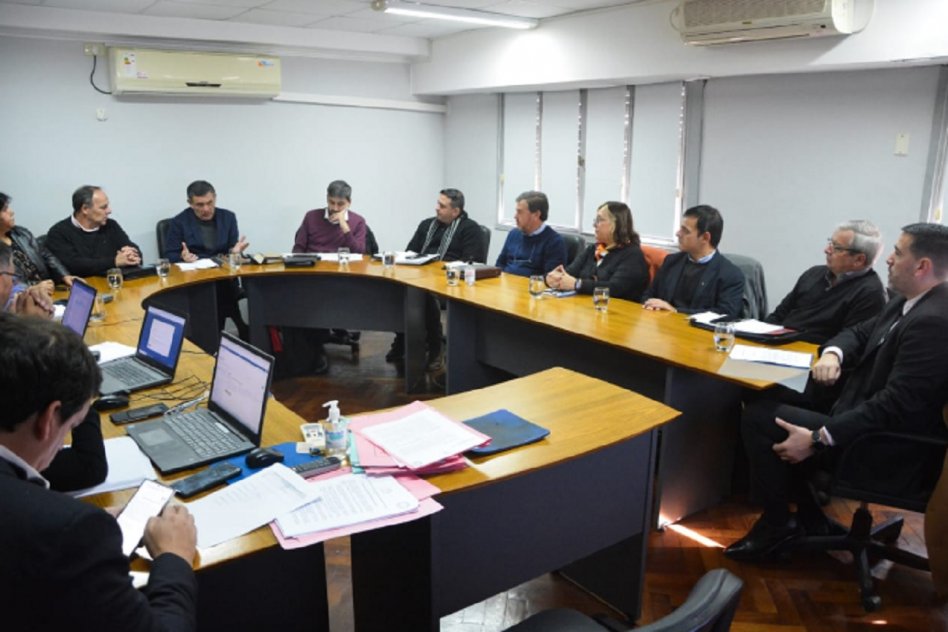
[722,252,767,319]
[477,223,491,263]
[365,225,380,257]
[503,568,744,632]
[782,419,948,611]
[156,218,172,257]
[561,233,586,265]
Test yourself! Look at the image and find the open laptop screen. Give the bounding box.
[209,333,273,438]
[137,306,187,370]
[61,279,96,337]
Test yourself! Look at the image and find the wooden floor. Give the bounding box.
[271,331,948,632]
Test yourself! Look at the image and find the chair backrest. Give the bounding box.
[641,244,669,284]
[364,225,380,256]
[561,233,586,264]
[722,252,768,319]
[156,218,172,257]
[477,224,491,264]
[636,568,744,632]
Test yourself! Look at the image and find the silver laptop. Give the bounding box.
[99,305,187,395]
[125,332,275,474]
[60,279,96,337]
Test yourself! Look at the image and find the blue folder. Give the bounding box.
[463,409,550,456]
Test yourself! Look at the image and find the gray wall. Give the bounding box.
[447,66,943,305]
[0,36,446,263]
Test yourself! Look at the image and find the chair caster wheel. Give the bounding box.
[861,595,882,612]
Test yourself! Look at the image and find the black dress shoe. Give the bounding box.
[312,354,329,375]
[724,515,802,562]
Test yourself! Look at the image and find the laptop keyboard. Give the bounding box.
[103,360,161,384]
[165,410,245,457]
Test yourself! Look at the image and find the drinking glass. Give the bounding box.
[528,275,545,298]
[445,267,460,286]
[382,251,396,271]
[228,252,242,272]
[337,247,350,268]
[157,258,170,280]
[106,268,123,294]
[713,322,736,352]
[89,293,105,322]
[593,286,610,312]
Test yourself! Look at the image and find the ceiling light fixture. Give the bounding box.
[371,0,538,30]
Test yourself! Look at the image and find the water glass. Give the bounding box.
[593,286,610,312]
[713,322,736,352]
[228,252,242,272]
[382,251,395,271]
[157,258,170,279]
[337,247,350,268]
[90,293,105,322]
[106,267,123,294]
[528,275,545,298]
[445,267,460,286]
[465,266,476,286]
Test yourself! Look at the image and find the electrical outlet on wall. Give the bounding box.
[83,43,105,57]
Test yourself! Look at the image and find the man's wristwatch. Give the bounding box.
[811,428,827,452]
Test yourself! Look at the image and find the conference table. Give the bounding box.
[114,257,817,525]
[77,267,679,630]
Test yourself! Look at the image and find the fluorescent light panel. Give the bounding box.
[384,1,538,30]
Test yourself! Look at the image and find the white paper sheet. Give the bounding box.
[729,344,813,369]
[318,253,364,262]
[187,463,319,549]
[90,341,137,364]
[732,319,786,334]
[276,474,419,537]
[689,311,725,326]
[70,436,157,498]
[176,258,218,271]
[359,408,487,469]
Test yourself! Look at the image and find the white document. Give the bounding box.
[70,437,157,498]
[90,341,137,364]
[729,344,813,369]
[318,253,364,262]
[276,474,419,537]
[689,311,725,326]
[732,319,786,335]
[188,463,319,549]
[391,251,439,266]
[360,408,487,469]
[176,258,218,271]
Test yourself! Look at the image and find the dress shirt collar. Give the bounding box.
[688,249,716,265]
[324,209,349,224]
[828,265,872,286]
[527,223,547,237]
[0,445,49,489]
[903,286,934,315]
[70,215,99,233]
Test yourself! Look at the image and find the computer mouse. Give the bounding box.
[245,446,285,469]
[93,392,130,411]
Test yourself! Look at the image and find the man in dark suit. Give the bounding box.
[642,204,744,317]
[726,223,948,562]
[0,313,198,630]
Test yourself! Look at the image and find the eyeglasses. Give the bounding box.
[0,270,20,281]
[826,239,859,255]
[592,216,610,226]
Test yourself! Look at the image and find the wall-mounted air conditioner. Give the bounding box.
[109,48,281,97]
[676,0,873,46]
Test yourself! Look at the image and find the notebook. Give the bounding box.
[125,332,274,474]
[60,279,97,337]
[98,305,188,395]
[463,409,550,456]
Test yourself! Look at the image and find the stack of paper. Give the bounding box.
[349,401,489,475]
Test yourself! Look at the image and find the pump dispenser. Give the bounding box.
[323,400,348,456]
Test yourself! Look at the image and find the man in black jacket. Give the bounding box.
[726,223,948,562]
[0,314,198,630]
[765,220,887,343]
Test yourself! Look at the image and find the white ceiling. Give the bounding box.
[0,0,650,39]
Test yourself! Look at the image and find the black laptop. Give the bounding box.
[99,305,188,395]
[125,332,275,474]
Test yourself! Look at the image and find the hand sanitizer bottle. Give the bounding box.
[464,265,476,286]
[322,400,348,457]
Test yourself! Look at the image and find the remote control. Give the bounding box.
[171,463,242,498]
[291,456,342,479]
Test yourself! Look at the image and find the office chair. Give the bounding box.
[156,218,172,257]
[503,568,744,632]
[722,253,767,319]
[641,244,669,284]
[561,233,586,264]
[477,223,491,263]
[782,411,948,611]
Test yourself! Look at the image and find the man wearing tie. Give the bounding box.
[726,223,948,562]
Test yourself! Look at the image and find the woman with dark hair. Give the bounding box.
[546,201,649,301]
[0,192,77,297]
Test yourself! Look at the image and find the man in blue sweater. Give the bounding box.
[495,191,567,277]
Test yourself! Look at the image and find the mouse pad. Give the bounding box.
[221,441,320,483]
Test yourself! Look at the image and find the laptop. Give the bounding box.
[60,279,97,337]
[99,305,188,395]
[125,332,275,474]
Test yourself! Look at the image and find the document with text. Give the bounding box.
[359,407,489,469]
[729,344,813,369]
